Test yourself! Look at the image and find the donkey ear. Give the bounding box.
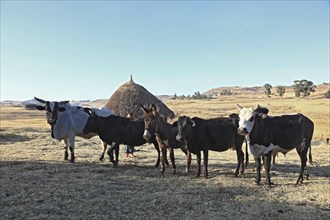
[140,105,149,114]
[36,106,46,111]
[151,104,158,114]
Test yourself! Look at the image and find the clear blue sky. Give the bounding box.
[1,1,329,101]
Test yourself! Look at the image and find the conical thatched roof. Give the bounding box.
[105,76,175,120]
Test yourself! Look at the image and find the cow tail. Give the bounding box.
[308,142,313,166]
[245,139,249,168]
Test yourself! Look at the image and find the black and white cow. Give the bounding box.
[35,97,113,162]
[237,104,314,186]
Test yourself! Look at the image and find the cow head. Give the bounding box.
[237,104,268,135]
[83,108,99,134]
[34,97,68,126]
[176,116,195,141]
[141,104,158,142]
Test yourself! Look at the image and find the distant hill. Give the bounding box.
[203,83,329,98]
[1,83,329,107]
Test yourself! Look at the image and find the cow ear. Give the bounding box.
[140,105,149,114]
[84,108,93,115]
[237,104,243,110]
[59,100,69,105]
[229,113,238,119]
[36,106,45,111]
[190,120,196,127]
[58,107,66,112]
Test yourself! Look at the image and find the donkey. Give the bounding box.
[141,104,189,174]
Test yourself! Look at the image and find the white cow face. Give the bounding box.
[237,106,256,135]
[34,97,68,126]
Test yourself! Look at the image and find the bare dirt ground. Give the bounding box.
[1,96,329,219]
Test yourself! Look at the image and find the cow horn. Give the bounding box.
[237,104,243,110]
[59,100,70,104]
[34,97,47,104]
[252,104,260,112]
[190,119,196,127]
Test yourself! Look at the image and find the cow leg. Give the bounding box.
[245,140,249,168]
[234,150,243,176]
[99,141,108,161]
[296,144,308,184]
[254,157,261,185]
[68,136,75,163]
[271,152,276,170]
[203,149,209,179]
[261,156,266,172]
[114,144,119,166]
[107,143,119,167]
[265,151,272,187]
[63,138,69,160]
[169,148,176,174]
[235,145,244,176]
[186,150,192,172]
[196,151,201,178]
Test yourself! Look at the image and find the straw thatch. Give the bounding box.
[105,76,175,120]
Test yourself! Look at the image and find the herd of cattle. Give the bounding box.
[34,97,314,187]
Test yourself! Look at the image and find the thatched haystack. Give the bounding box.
[105,76,175,120]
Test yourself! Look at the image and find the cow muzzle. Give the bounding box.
[47,119,56,126]
[176,134,183,141]
[237,127,248,135]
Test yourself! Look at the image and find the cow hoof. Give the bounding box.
[204,175,208,179]
[254,181,260,186]
[160,170,164,174]
[155,163,159,168]
[69,160,75,163]
[304,174,309,180]
[172,169,176,174]
[234,171,239,177]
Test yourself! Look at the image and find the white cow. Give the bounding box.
[34,97,113,162]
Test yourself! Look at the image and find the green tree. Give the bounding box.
[293,80,316,97]
[276,86,286,98]
[263,83,272,97]
[293,80,302,97]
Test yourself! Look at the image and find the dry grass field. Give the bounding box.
[1,95,329,219]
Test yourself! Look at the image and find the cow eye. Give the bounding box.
[249,117,254,122]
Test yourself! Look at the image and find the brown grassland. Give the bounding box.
[1,92,329,219]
